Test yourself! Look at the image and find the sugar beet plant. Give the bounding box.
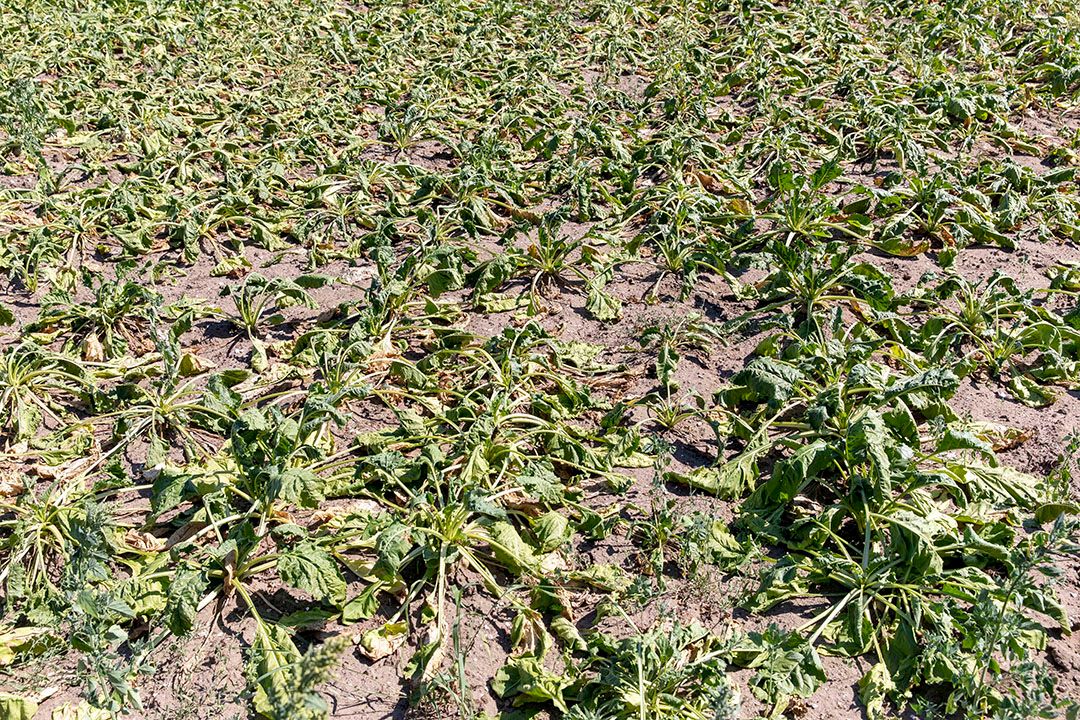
[0,0,1079,717]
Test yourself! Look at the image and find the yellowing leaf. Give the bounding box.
[0,626,53,667]
[356,621,408,661]
[0,695,37,720]
[50,702,110,720]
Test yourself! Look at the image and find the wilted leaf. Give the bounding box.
[665,447,763,498]
[585,282,621,321]
[491,656,572,712]
[1007,375,1057,407]
[0,694,37,720]
[165,564,207,636]
[533,511,572,552]
[858,663,896,720]
[356,621,407,661]
[486,521,541,576]
[278,542,346,605]
[732,625,826,706]
[49,703,110,720]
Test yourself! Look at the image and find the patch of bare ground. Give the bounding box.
[134,608,252,720]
